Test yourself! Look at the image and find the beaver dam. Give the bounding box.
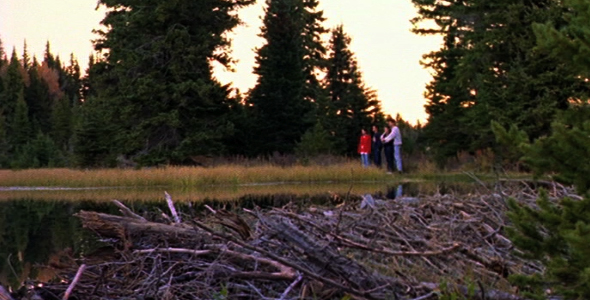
[1,181,570,300]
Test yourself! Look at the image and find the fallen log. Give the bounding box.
[75,210,198,239]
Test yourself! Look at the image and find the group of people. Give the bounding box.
[357,117,402,174]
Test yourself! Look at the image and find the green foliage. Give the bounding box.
[412,0,586,167]
[11,90,31,147]
[1,50,25,127]
[321,25,383,156]
[490,120,529,170]
[72,97,117,168]
[25,58,53,134]
[505,2,590,298]
[247,0,325,155]
[212,284,229,300]
[521,106,590,194]
[295,122,335,159]
[11,132,63,169]
[86,0,255,165]
[0,112,9,168]
[51,96,73,152]
[396,115,422,157]
[533,0,590,79]
[507,190,590,299]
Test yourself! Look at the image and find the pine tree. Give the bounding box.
[0,112,9,168]
[0,38,5,122]
[323,25,382,155]
[301,0,327,105]
[51,96,72,152]
[412,0,586,167]
[11,90,31,148]
[1,49,26,126]
[533,0,590,79]
[72,96,117,167]
[295,121,335,160]
[0,37,4,61]
[21,40,30,70]
[506,106,590,299]
[86,0,254,166]
[247,0,326,155]
[43,41,56,70]
[412,9,473,166]
[505,1,590,298]
[25,57,52,134]
[62,54,81,104]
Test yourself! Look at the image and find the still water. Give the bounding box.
[0,181,482,289]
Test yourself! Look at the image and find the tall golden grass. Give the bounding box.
[0,182,389,202]
[0,163,393,188]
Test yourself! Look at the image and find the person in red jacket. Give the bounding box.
[357,128,372,167]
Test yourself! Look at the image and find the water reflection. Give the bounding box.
[0,181,483,289]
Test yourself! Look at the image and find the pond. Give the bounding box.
[0,180,486,290]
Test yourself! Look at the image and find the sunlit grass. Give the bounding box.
[0,163,396,188]
[0,182,391,202]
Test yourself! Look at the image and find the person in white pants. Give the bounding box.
[381,116,402,173]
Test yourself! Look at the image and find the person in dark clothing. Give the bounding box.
[381,126,394,173]
[371,125,382,167]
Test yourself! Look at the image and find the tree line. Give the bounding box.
[0,0,393,168]
[1,0,588,170]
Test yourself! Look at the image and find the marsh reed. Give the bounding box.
[0,163,392,188]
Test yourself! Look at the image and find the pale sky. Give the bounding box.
[0,0,441,124]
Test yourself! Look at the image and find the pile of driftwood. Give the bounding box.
[8,182,575,300]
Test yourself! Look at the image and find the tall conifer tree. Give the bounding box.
[84,0,254,165]
[1,50,26,133]
[21,41,30,70]
[25,57,52,134]
[248,0,326,155]
[496,2,590,298]
[11,91,31,148]
[323,25,382,155]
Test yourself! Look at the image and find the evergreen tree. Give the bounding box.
[247,0,326,155]
[301,0,327,104]
[25,57,52,134]
[11,90,31,148]
[506,106,590,299]
[21,40,30,70]
[86,0,254,166]
[533,0,590,78]
[1,49,26,127]
[295,121,335,160]
[411,8,473,166]
[51,96,72,152]
[0,112,9,168]
[62,54,81,104]
[0,38,5,124]
[323,25,382,155]
[0,37,4,61]
[72,96,117,167]
[412,0,586,166]
[43,41,56,70]
[505,1,590,298]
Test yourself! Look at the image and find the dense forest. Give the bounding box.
[0,0,588,169]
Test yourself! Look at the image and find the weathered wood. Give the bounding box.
[260,215,397,293]
[49,182,565,300]
[74,210,198,239]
